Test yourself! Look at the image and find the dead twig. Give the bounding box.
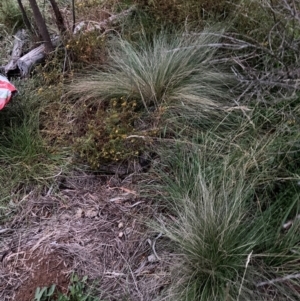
[257,273,300,287]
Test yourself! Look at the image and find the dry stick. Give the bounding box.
[237,251,253,301]
[116,249,143,300]
[257,273,300,287]
[49,0,67,34]
[269,0,278,23]
[147,232,163,261]
[221,32,285,68]
[166,43,253,53]
[0,228,12,234]
[16,0,33,33]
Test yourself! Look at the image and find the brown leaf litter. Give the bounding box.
[0,173,172,301]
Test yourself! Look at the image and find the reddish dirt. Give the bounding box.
[13,251,70,301]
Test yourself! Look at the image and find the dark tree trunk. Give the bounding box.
[16,0,33,34]
[28,0,54,53]
[72,0,76,32]
[48,0,67,34]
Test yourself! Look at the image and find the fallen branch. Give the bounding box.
[4,29,28,75]
[3,6,136,77]
[73,6,136,34]
[17,36,60,77]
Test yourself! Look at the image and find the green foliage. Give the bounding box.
[67,28,237,168]
[33,275,100,301]
[35,49,67,86]
[0,79,70,205]
[130,0,281,42]
[0,0,25,31]
[134,0,231,27]
[154,123,300,300]
[65,31,107,67]
[34,284,56,301]
[0,112,56,196]
[75,0,107,10]
[2,1,300,300]
[158,149,258,300]
[70,29,235,109]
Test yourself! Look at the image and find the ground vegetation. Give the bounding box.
[1,1,300,300]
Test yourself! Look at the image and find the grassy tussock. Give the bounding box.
[0,82,71,205]
[159,155,257,300]
[70,29,235,113]
[153,110,300,300]
[66,28,238,167]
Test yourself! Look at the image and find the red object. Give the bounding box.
[0,75,17,110]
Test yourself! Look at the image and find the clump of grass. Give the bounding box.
[153,108,300,300]
[70,28,235,110]
[0,0,25,32]
[0,79,71,206]
[67,28,236,168]
[154,141,258,300]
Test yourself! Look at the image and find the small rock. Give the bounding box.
[148,254,159,263]
[75,208,83,218]
[86,209,98,218]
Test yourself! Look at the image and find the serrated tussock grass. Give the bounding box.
[156,145,258,300]
[69,28,235,115]
[67,27,238,167]
[154,114,300,300]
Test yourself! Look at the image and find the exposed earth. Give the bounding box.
[0,172,171,301]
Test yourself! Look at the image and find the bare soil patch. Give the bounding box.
[0,172,171,301]
[13,251,69,301]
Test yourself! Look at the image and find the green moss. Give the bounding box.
[73,97,154,169]
[65,27,107,67]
